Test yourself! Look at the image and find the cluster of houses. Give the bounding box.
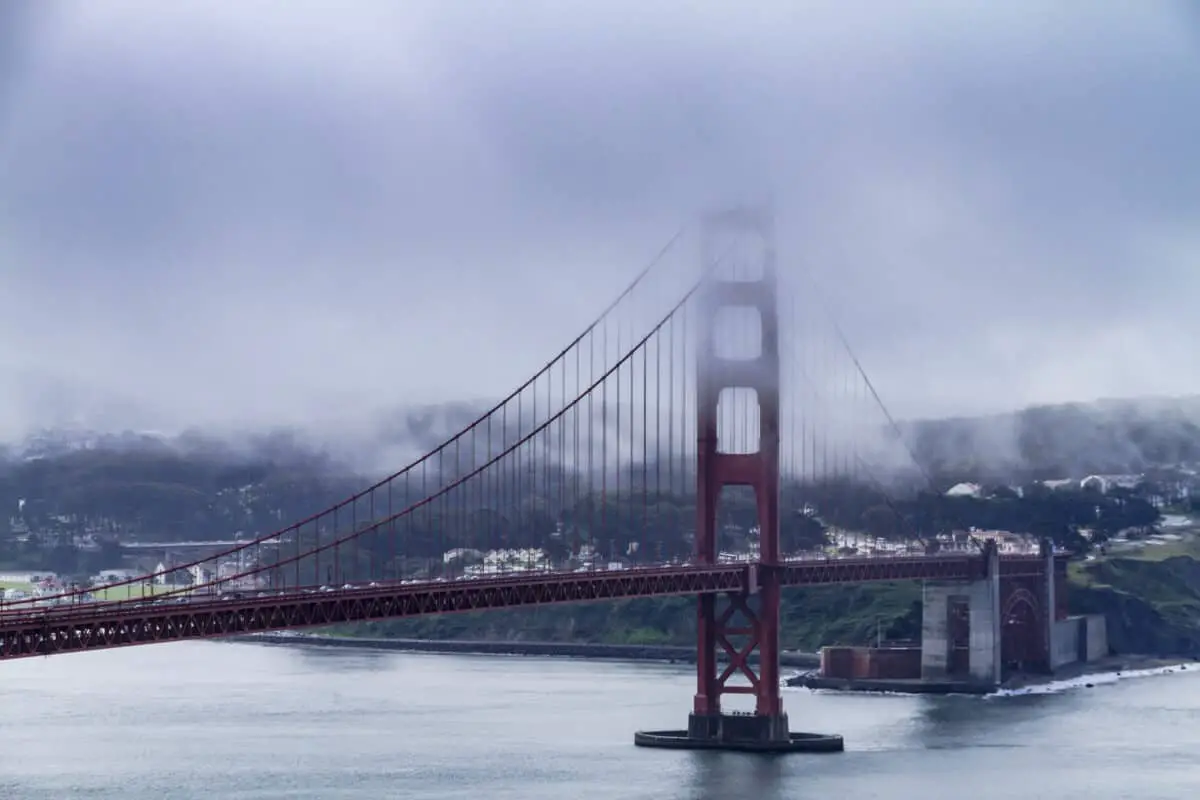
[5,506,119,550]
[149,560,265,593]
[444,544,627,576]
[0,571,68,602]
[4,468,1196,603]
[0,552,269,605]
[433,522,1044,578]
[944,469,1197,506]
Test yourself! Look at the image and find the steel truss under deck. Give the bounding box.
[0,554,1061,661]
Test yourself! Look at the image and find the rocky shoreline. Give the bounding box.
[999,654,1195,691]
[785,654,1197,695]
[237,634,1196,693]
[239,632,823,667]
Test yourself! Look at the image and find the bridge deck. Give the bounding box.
[0,553,1057,661]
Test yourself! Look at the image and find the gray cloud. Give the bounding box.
[2,0,1198,446]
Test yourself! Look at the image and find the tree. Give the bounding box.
[861,505,897,540]
[781,512,827,553]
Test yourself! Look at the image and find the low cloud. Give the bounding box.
[2,1,1197,450]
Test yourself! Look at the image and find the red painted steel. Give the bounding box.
[0,550,1056,661]
[0,566,747,660]
[692,208,784,718]
[780,553,987,585]
[707,592,766,699]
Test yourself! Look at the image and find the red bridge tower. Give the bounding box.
[635,207,842,753]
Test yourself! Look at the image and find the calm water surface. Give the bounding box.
[1,641,1198,799]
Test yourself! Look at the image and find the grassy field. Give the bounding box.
[1123,538,1200,562]
[0,580,34,590]
[1040,529,1200,589]
[1070,529,1200,591]
[90,583,178,601]
[1103,531,1200,562]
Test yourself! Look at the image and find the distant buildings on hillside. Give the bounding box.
[945,470,1195,505]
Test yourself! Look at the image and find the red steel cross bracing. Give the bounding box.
[711,591,762,692]
[693,207,783,718]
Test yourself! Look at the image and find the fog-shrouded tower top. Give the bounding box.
[691,204,790,736]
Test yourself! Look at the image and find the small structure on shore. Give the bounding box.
[797,539,1109,694]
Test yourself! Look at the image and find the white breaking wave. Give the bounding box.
[989,663,1196,698]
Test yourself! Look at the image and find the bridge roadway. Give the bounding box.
[0,553,1050,661]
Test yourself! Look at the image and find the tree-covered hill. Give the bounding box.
[903,395,1200,482]
[2,394,1197,579]
[3,397,1200,654]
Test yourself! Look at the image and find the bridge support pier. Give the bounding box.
[634,578,843,753]
[634,206,843,754]
[920,540,1002,688]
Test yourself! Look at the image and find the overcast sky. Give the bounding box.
[1,1,1197,443]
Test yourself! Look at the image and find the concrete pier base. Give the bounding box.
[634,712,844,753]
[920,542,1002,688]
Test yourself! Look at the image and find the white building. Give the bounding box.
[92,569,139,586]
[1080,474,1142,494]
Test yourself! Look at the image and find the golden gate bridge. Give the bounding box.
[0,208,1064,752]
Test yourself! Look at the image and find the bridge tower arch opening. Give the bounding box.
[1001,586,1045,673]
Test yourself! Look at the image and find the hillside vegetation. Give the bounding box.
[338,582,924,652]
[4,395,1200,654]
[340,554,1200,658]
[1070,554,1200,656]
